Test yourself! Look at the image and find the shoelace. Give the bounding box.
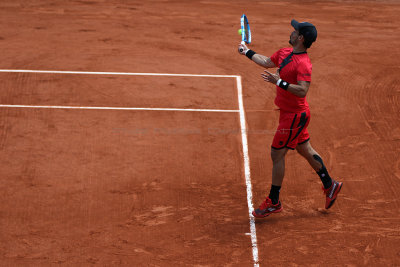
[259,198,273,210]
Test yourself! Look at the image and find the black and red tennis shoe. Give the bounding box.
[322,179,343,209]
[252,197,283,218]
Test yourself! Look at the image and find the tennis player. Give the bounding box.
[238,19,343,218]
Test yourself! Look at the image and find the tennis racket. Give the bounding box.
[239,14,251,53]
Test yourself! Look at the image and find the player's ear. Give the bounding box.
[298,34,305,45]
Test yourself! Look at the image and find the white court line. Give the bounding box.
[236,76,259,267]
[0,104,239,113]
[0,69,237,78]
[0,69,259,266]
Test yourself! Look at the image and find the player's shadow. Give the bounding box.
[253,208,334,226]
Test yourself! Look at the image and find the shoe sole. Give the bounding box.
[252,207,283,218]
[326,182,343,209]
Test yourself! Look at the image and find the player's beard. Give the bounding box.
[289,36,297,46]
[289,31,297,46]
[289,34,294,46]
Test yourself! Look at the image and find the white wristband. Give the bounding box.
[276,79,282,86]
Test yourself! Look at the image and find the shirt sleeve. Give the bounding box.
[270,49,281,67]
[297,61,312,82]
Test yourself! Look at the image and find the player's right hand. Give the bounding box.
[238,43,249,55]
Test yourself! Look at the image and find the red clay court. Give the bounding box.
[0,1,399,266]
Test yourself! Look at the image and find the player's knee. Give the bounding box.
[296,146,312,159]
[271,148,286,162]
[295,146,306,156]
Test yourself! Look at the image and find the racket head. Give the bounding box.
[240,14,251,44]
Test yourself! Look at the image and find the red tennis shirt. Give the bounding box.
[270,48,312,113]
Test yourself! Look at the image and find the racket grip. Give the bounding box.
[239,41,245,53]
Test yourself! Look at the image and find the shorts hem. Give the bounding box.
[298,138,310,145]
[271,146,295,150]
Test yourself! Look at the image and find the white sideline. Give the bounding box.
[0,69,259,266]
[236,76,259,267]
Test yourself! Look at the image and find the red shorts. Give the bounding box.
[271,109,310,150]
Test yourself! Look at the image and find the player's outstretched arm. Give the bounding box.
[238,43,276,68]
[252,54,276,68]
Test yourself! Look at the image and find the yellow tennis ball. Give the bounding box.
[238,29,242,35]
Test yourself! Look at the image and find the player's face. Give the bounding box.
[289,30,300,46]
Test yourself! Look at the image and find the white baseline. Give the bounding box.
[0,104,239,113]
[0,69,237,78]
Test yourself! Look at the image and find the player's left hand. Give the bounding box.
[261,70,280,84]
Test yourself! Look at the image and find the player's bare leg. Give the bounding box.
[252,147,288,218]
[295,141,322,172]
[271,147,289,186]
[296,140,343,209]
